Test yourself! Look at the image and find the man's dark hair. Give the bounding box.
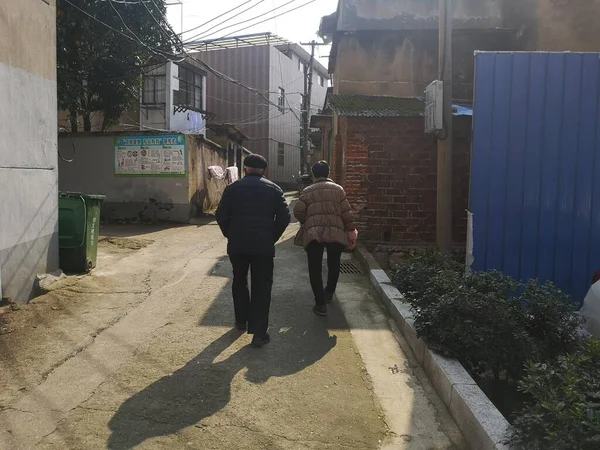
[311,160,330,179]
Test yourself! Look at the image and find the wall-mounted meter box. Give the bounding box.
[425,80,444,134]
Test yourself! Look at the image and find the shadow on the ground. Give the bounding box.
[106,302,338,449]
[99,223,192,239]
[106,233,370,448]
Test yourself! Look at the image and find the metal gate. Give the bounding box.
[470,52,600,303]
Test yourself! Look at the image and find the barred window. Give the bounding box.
[142,65,167,105]
[277,142,285,166]
[177,65,204,110]
[278,87,285,112]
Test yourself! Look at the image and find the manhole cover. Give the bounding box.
[339,261,362,275]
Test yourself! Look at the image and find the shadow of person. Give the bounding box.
[106,320,337,449]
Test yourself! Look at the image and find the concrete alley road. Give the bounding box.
[0,222,466,450]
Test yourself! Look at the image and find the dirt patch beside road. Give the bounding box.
[0,232,163,412]
[100,237,154,252]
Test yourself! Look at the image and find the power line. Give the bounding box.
[138,0,181,48]
[58,61,164,84]
[63,0,308,133]
[245,136,301,148]
[141,0,277,107]
[182,0,267,43]
[101,0,151,4]
[270,0,300,123]
[210,0,317,43]
[143,2,284,110]
[62,0,280,110]
[224,108,284,127]
[142,75,278,109]
[107,0,178,59]
[120,112,205,133]
[178,0,258,38]
[184,0,297,44]
[131,0,312,118]
[62,0,184,61]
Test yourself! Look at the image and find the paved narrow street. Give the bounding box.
[0,221,466,450]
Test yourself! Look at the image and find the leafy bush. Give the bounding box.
[391,250,462,306]
[414,271,537,381]
[391,253,585,382]
[392,251,590,443]
[521,280,586,362]
[466,270,519,298]
[510,339,600,450]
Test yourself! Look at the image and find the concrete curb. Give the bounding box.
[355,245,513,450]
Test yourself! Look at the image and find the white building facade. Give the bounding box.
[139,60,208,134]
[1,0,59,302]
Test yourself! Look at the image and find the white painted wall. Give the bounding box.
[0,0,58,302]
[58,134,192,223]
[268,46,330,185]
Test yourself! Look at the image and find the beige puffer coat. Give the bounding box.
[293,178,356,248]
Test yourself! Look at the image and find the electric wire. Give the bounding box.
[177,0,258,38]
[184,0,297,44]
[189,0,317,46]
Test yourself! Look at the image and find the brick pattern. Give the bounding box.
[337,117,470,245]
[332,133,344,184]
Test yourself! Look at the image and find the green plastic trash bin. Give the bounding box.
[58,193,105,273]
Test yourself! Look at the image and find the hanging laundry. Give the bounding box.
[225,167,239,184]
[208,166,225,180]
[189,112,203,132]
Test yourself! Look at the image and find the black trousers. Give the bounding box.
[306,241,344,305]
[229,255,274,335]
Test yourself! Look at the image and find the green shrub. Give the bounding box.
[466,270,520,297]
[391,253,585,383]
[510,339,600,450]
[414,271,537,380]
[391,250,462,305]
[522,280,585,362]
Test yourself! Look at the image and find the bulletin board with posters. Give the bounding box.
[114,135,186,177]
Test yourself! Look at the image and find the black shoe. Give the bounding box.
[235,321,247,331]
[251,333,271,348]
[324,291,334,304]
[313,304,328,316]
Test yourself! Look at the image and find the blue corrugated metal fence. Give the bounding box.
[470,52,600,303]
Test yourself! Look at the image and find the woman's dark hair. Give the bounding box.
[312,160,330,179]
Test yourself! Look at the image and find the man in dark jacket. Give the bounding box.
[215,154,291,347]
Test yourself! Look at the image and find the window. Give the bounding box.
[176,65,204,111]
[142,65,167,105]
[277,142,285,166]
[317,74,325,87]
[299,59,307,73]
[278,87,285,112]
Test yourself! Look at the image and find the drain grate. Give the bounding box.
[339,261,362,275]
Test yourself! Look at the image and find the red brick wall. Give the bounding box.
[340,116,470,246]
[332,133,343,184]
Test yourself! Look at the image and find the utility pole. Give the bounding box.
[301,57,309,175]
[300,40,326,175]
[299,41,316,175]
[437,0,453,254]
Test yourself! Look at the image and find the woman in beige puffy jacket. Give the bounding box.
[294,161,357,316]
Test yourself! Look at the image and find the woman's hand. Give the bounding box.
[347,230,358,250]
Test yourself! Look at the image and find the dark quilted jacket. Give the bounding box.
[216,174,291,256]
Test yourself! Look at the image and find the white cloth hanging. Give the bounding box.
[225,167,239,184]
[208,166,225,180]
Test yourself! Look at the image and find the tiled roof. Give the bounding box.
[328,94,425,118]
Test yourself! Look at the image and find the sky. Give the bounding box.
[166,0,338,65]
